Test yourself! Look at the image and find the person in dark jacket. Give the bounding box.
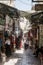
[5,37,11,57]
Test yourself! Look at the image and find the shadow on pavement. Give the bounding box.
[6,52,23,62]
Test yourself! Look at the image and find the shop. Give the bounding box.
[0,3,20,56]
[31,11,43,48]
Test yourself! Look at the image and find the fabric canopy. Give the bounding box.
[0,3,20,18]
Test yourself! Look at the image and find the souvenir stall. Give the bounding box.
[0,3,20,56]
[31,11,43,57]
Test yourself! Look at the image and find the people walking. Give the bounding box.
[5,37,11,57]
[24,37,29,50]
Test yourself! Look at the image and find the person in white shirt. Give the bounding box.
[5,39,10,45]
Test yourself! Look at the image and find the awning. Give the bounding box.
[31,11,43,24]
[0,3,20,18]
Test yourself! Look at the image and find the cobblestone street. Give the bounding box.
[0,1,43,65]
[15,48,40,65]
[0,48,41,65]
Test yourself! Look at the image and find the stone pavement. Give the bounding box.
[0,48,24,65]
[15,48,41,65]
[0,48,41,65]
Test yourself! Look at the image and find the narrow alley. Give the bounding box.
[0,1,43,65]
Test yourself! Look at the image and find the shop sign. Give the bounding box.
[35,4,43,11]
